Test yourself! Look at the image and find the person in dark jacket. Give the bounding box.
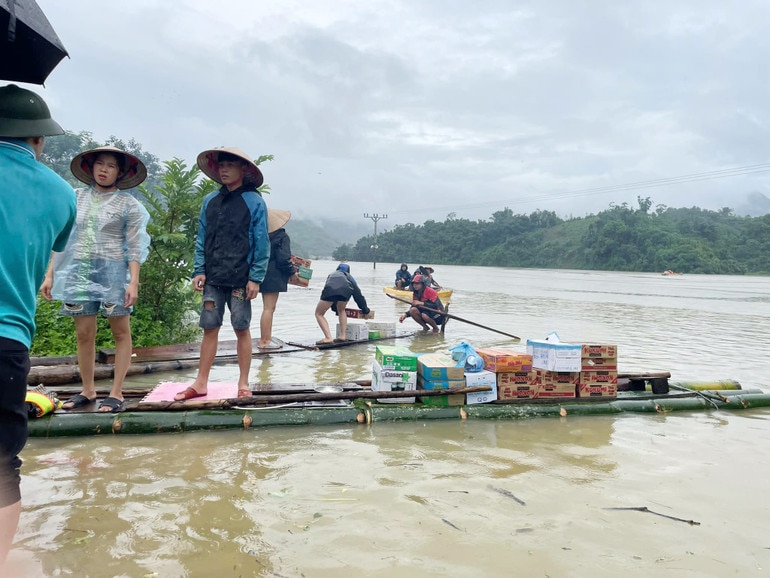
[394,263,412,289]
[258,209,298,350]
[174,147,270,401]
[315,263,372,344]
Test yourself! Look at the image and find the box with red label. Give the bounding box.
[535,382,576,399]
[581,357,618,371]
[581,344,618,359]
[497,371,538,387]
[536,369,580,386]
[498,382,537,400]
[580,369,618,385]
[577,383,617,398]
[476,349,532,372]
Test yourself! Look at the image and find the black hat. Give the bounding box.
[0,84,63,137]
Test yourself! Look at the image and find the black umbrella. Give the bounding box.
[1,0,68,84]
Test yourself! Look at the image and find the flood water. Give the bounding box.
[9,262,770,577]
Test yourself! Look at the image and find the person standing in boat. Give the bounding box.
[40,146,150,414]
[174,147,270,401]
[257,209,298,351]
[315,263,372,344]
[399,274,445,333]
[394,263,412,289]
[0,85,76,572]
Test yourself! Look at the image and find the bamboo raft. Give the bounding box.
[26,375,770,438]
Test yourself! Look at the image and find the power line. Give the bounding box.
[388,162,770,216]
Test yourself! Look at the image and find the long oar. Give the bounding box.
[387,294,521,342]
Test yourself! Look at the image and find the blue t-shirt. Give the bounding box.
[0,139,76,348]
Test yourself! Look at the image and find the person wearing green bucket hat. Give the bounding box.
[0,84,76,569]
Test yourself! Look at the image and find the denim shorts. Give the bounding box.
[199,284,252,330]
[60,301,132,317]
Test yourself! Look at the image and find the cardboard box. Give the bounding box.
[547,342,582,372]
[465,370,497,404]
[345,308,374,319]
[416,375,465,407]
[526,340,551,370]
[289,256,312,287]
[581,344,618,359]
[418,353,465,381]
[527,339,582,372]
[580,370,618,385]
[581,357,618,371]
[476,348,533,372]
[536,369,580,386]
[535,382,576,399]
[497,371,538,387]
[375,345,418,371]
[372,360,417,403]
[497,382,537,400]
[336,322,369,341]
[577,383,617,398]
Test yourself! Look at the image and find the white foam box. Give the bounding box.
[372,359,417,403]
[464,370,497,404]
[547,342,582,372]
[336,322,369,341]
[417,353,465,381]
[366,321,396,339]
[526,339,551,370]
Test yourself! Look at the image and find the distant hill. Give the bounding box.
[285,218,371,259]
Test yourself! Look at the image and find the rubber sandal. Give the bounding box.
[333,338,348,343]
[316,339,333,345]
[62,393,96,410]
[257,343,283,351]
[237,389,252,398]
[98,397,125,413]
[173,387,206,401]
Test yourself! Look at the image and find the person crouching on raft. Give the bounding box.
[398,274,445,333]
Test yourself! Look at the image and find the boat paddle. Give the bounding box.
[386,293,521,342]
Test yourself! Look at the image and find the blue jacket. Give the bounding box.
[193,183,270,287]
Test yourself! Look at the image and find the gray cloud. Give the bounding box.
[18,0,770,226]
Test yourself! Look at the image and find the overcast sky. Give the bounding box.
[15,0,770,225]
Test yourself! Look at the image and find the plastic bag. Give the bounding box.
[448,341,485,373]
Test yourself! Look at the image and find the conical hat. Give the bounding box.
[268,209,291,233]
[70,146,147,190]
[196,146,264,188]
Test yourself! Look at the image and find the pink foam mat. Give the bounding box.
[143,381,239,402]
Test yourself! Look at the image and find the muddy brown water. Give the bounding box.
[9,263,770,577]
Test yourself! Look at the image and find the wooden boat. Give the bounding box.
[384,285,454,304]
[26,374,770,438]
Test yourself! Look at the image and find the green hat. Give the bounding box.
[0,84,63,138]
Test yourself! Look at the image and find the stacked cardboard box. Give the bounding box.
[578,344,618,398]
[372,346,419,403]
[534,369,578,399]
[289,255,313,287]
[473,349,536,400]
[336,322,369,341]
[417,353,465,407]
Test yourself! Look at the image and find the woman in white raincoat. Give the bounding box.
[40,146,150,413]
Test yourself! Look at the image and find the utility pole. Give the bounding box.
[363,213,387,269]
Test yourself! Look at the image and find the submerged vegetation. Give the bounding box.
[334,197,770,275]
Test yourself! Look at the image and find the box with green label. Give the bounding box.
[374,345,418,371]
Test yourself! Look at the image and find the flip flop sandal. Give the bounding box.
[62,393,96,410]
[98,397,125,413]
[237,389,252,398]
[333,338,348,343]
[173,387,206,401]
[257,343,283,351]
[315,339,334,345]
